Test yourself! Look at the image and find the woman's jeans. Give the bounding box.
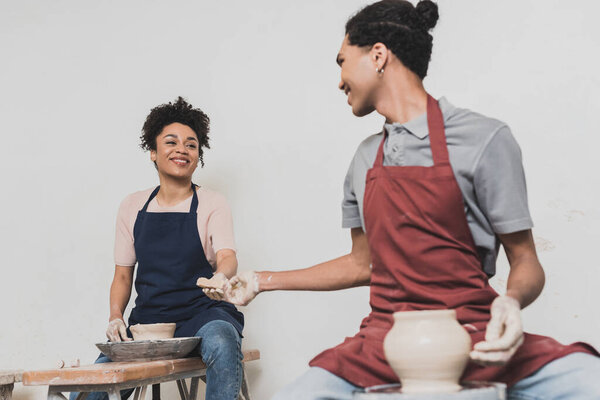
[272,352,600,400]
[69,320,243,400]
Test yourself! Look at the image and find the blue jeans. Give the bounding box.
[271,352,600,400]
[70,320,242,400]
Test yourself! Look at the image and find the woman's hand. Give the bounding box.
[198,272,228,301]
[470,295,524,365]
[106,318,131,342]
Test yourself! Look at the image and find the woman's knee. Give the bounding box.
[197,320,241,365]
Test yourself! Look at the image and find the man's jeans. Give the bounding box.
[272,352,600,400]
[70,320,242,400]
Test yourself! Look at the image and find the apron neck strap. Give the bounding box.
[373,94,449,167]
[141,186,161,212]
[140,183,198,213]
[189,184,199,213]
[426,94,450,165]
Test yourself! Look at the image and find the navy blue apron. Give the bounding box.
[128,184,244,337]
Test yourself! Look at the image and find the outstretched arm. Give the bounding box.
[209,227,371,305]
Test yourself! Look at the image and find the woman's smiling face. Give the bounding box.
[150,122,200,180]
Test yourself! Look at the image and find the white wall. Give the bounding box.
[1,1,599,399]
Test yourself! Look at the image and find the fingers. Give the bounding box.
[118,322,131,341]
[470,347,516,366]
[107,325,121,342]
[484,300,508,342]
[107,330,120,342]
[203,287,225,301]
[471,334,523,366]
[471,295,524,366]
[229,275,242,288]
[475,320,522,352]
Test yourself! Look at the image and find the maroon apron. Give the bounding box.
[310,95,596,388]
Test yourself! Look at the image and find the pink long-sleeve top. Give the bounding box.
[114,186,236,269]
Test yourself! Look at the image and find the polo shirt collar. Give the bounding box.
[383,96,454,140]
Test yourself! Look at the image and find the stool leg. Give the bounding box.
[152,384,160,400]
[139,386,148,400]
[189,377,199,400]
[0,384,14,400]
[176,380,188,400]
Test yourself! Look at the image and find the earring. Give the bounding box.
[376,67,384,75]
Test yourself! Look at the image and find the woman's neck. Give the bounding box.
[375,70,428,125]
[156,176,194,207]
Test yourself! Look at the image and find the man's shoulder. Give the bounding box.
[442,98,509,142]
[353,132,383,165]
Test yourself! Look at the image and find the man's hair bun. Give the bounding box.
[415,0,439,31]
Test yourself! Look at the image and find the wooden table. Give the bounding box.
[22,349,259,400]
[0,370,23,400]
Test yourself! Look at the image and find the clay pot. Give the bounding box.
[130,323,176,341]
[383,309,471,393]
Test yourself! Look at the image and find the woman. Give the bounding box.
[72,97,244,400]
[211,1,600,399]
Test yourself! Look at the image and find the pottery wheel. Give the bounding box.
[353,381,506,400]
[96,337,201,362]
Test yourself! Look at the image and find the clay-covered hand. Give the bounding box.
[198,272,228,301]
[470,295,524,366]
[106,318,131,342]
[222,270,260,306]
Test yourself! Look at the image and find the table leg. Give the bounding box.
[75,393,89,400]
[0,384,14,400]
[106,388,120,400]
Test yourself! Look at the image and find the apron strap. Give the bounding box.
[189,184,199,213]
[140,184,198,213]
[373,94,449,167]
[427,94,450,165]
[141,186,161,212]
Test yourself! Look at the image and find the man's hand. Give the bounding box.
[222,270,260,306]
[198,272,228,301]
[106,318,131,342]
[470,295,524,366]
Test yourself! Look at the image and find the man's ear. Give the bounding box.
[371,42,389,71]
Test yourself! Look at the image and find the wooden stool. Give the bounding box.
[22,349,259,400]
[0,370,23,400]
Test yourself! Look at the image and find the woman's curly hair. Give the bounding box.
[140,96,210,167]
[345,0,439,80]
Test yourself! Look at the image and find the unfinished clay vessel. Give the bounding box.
[383,309,471,393]
[130,323,176,341]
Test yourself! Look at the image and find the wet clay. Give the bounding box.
[196,277,224,293]
[130,323,176,341]
[383,309,471,393]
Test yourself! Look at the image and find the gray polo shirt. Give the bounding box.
[342,97,533,276]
